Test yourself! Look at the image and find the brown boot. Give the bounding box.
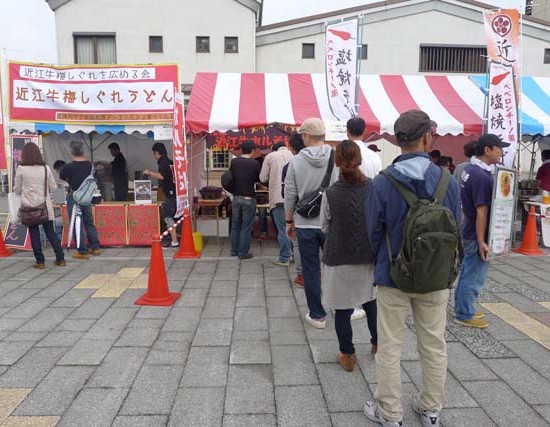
[337,352,357,372]
[371,344,378,354]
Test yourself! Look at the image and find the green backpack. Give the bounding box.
[382,169,460,294]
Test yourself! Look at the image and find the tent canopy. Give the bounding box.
[186,72,486,136]
[470,76,550,137]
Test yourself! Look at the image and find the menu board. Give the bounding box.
[128,204,160,246]
[488,167,517,257]
[93,204,127,246]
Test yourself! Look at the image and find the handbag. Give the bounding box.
[296,150,334,218]
[19,166,49,227]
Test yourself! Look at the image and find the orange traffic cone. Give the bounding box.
[135,235,180,306]
[0,227,12,257]
[514,206,545,256]
[173,214,200,259]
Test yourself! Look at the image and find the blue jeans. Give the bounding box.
[67,195,101,254]
[296,227,326,319]
[231,196,256,257]
[454,240,490,320]
[271,206,292,262]
[29,221,64,264]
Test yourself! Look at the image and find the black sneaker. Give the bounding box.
[238,253,253,260]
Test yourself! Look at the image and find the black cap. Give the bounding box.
[394,110,437,143]
[477,133,511,149]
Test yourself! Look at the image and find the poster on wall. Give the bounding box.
[488,167,517,257]
[9,62,178,125]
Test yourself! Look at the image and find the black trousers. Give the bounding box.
[334,300,378,355]
[28,221,64,264]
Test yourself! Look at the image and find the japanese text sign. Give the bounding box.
[0,73,5,169]
[325,18,358,121]
[173,91,189,218]
[488,167,517,257]
[487,62,518,168]
[9,62,178,124]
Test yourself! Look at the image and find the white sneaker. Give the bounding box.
[351,307,366,321]
[412,395,441,427]
[363,400,402,426]
[305,313,326,329]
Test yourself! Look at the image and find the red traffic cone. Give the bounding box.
[174,214,200,259]
[0,227,12,257]
[513,206,545,256]
[135,235,180,306]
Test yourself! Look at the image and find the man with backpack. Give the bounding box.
[365,110,460,427]
[60,140,102,260]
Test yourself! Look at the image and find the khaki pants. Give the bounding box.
[374,285,449,422]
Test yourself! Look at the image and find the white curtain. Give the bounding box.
[97,37,116,64]
[75,37,94,64]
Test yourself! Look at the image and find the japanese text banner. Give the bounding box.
[0,64,5,169]
[488,62,518,168]
[9,62,178,124]
[325,18,358,121]
[173,91,189,218]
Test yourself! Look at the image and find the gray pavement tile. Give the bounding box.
[145,349,187,365]
[87,347,148,388]
[484,358,550,405]
[271,330,308,345]
[225,365,275,414]
[112,289,145,307]
[487,270,518,285]
[272,345,319,386]
[35,280,76,298]
[14,366,94,416]
[210,280,238,297]
[162,307,202,332]
[114,327,160,347]
[504,283,550,301]
[4,331,47,342]
[267,296,300,318]
[0,347,67,387]
[3,297,53,318]
[180,346,229,387]
[236,289,266,307]
[304,321,339,341]
[238,274,264,289]
[36,330,84,347]
[17,307,73,332]
[0,317,26,332]
[401,361,477,409]
[0,341,34,364]
[534,405,550,423]
[446,342,498,381]
[68,298,115,318]
[263,266,289,279]
[239,263,263,274]
[234,307,268,331]
[127,318,165,329]
[55,318,96,332]
[0,289,42,308]
[498,292,550,312]
[57,339,114,365]
[50,289,95,307]
[317,363,372,412]
[265,281,293,297]
[83,308,137,340]
[182,278,213,289]
[275,385,331,427]
[502,340,550,382]
[269,317,304,332]
[331,412,368,427]
[223,414,276,427]
[447,322,517,359]
[483,313,530,341]
[202,296,236,319]
[174,288,209,307]
[134,306,171,319]
[309,339,341,363]
[441,408,497,426]
[169,387,225,426]
[120,365,182,415]
[231,330,269,341]
[58,387,128,427]
[192,318,233,346]
[463,380,548,427]
[158,331,193,342]
[112,416,168,427]
[476,289,503,303]
[230,340,271,364]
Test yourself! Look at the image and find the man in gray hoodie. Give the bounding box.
[284,118,333,329]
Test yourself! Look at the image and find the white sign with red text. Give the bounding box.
[172,91,189,218]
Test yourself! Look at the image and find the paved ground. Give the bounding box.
[1,195,550,426]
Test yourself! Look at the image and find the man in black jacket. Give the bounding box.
[108,142,128,201]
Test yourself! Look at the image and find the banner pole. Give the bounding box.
[355,14,364,117]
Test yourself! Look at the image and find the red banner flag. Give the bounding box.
[172,91,189,218]
[0,62,6,169]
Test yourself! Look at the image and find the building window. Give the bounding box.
[302,43,315,59]
[205,149,231,171]
[545,49,550,64]
[196,36,210,53]
[526,0,533,15]
[224,37,239,53]
[149,36,163,53]
[358,44,368,60]
[419,45,487,73]
[74,34,116,64]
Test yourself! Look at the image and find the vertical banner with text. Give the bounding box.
[325,18,358,121]
[0,62,6,169]
[172,91,189,218]
[488,62,518,168]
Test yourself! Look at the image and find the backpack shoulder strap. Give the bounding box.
[434,167,451,203]
[320,150,335,189]
[380,170,418,207]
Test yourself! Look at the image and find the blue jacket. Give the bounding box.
[366,152,461,288]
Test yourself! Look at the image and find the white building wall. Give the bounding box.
[54,0,257,85]
[257,10,550,76]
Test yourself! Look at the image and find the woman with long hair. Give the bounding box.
[321,140,377,372]
[14,143,65,269]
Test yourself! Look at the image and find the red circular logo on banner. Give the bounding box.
[491,15,512,37]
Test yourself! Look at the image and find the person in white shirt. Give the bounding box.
[346,117,383,179]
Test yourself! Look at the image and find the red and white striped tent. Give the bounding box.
[186,73,486,136]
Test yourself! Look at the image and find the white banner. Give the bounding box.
[487,62,518,168]
[488,0,525,13]
[325,18,358,121]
